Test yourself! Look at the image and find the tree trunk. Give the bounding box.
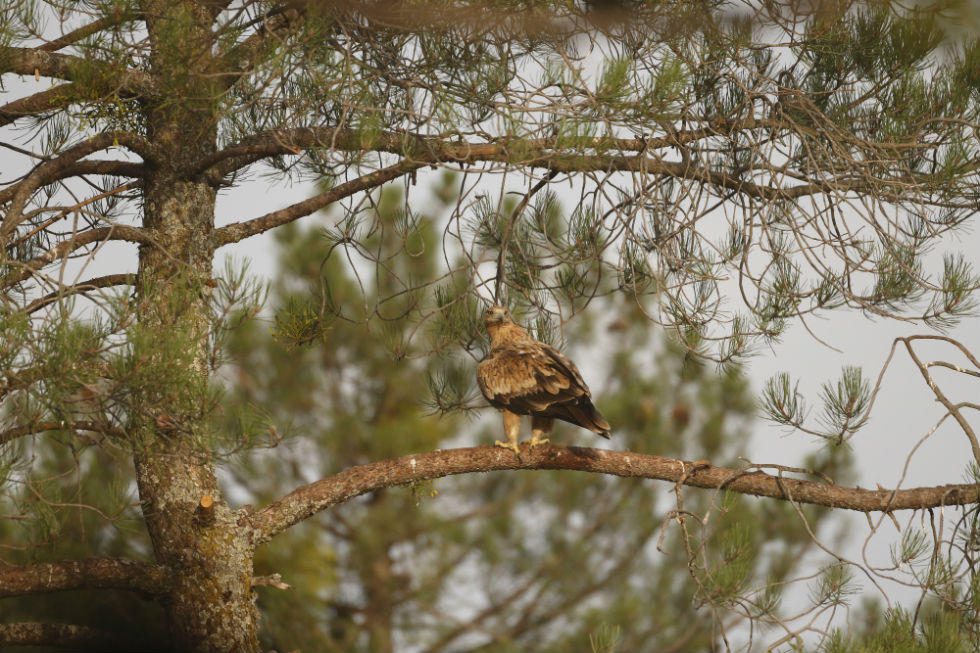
[132,2,260,649]
[135,443,258,651]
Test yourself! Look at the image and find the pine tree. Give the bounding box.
[213,184,843,651]
[0,1,977,650]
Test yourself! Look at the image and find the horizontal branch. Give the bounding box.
[0,159,144,208]
[58,159,147,179]
[199,127,653,178]
[211,130,818,246]
[0,419,127,446]
[251,444,980,544]
[202,126,887,202]
[2,46,98,80]
[0,623,125,649]
[0,557,169,598]
[0,46,156,95]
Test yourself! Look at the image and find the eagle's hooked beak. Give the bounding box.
[484,306,510,324]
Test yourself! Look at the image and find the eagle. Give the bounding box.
[476,305,611,455]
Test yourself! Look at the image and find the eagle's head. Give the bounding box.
[483,305,529,345]
[483,305,513,326]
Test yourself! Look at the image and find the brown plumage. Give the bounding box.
[476,305,611,454]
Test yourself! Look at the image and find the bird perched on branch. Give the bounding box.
[476,305,611,455]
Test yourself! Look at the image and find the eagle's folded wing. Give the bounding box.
[477,342,591,413]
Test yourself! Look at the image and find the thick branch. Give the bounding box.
[0,46,156,94]
[201,126,884,203]
[251,445,980,544]
[0,623,125,649]
[198,127,647,178]
[212,134,826,247]
[0,557,169,598]
[0,84,77,128]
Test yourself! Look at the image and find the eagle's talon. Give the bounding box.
[494,440,522,457]
[526,436,550,452]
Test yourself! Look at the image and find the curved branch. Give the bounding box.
[23,273,136,314]
[1,132,156,236]
[0,557,169,598]
[0,160,145,207]
[2,225,153,290]
[251,445,980,545]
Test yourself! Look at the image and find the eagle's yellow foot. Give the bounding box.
[494,440,522,457]
[526,435,550,452]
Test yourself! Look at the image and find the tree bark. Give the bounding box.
[132,1,260,649]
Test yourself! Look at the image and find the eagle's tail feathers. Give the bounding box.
[567,402,611,438]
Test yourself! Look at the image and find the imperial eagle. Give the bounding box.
[476,306,611,455]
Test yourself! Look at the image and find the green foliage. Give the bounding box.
[270,295,330,347]
[589,623,622,653]
[810,564,858,608]
[825,605,976,653]
[817,366,871,441]
[762,372,807,428]
[762,366,873,443]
